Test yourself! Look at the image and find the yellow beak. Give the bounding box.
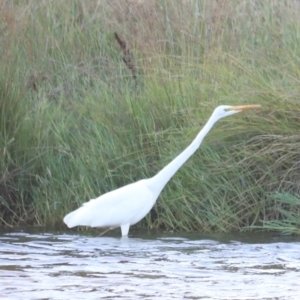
[228,104,261,111]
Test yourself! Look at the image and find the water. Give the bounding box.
[0,229,299,299]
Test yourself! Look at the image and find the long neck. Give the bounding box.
[148,114,218,195]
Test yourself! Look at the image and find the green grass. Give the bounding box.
[0,0,300,234]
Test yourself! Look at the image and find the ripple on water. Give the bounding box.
[0,231,299,299]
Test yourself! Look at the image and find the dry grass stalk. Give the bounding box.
[114,32,137,82]
[26,72,49,93]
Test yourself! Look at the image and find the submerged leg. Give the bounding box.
[121,223,130,237]
[98,227,115,237]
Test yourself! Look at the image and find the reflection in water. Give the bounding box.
[0,230,299,299]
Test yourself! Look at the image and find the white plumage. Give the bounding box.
[64,180,154,236]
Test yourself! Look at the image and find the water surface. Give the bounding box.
[0,229,299,299]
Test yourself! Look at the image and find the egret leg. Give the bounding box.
[121,223,130,236]
[98,227,115,237]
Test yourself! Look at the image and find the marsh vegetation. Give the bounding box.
[0,0,299,234]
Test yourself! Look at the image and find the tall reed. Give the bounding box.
[0,0,299,234]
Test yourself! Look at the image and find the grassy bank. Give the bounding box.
[0,0,300,234]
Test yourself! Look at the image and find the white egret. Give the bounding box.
[63,104,260,236]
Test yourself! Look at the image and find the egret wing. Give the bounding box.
[63,180,155,228]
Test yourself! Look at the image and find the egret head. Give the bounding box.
[212,104,261,119]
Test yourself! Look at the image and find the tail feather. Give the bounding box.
[63,206,92,228]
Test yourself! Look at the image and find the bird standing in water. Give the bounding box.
[63,104,261,236]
